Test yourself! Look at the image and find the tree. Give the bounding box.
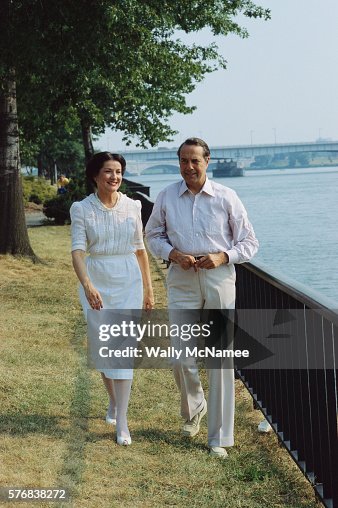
[16,1,271,160]
[0,3,38,259]
[287,152,310,168]
[0,0,270,258]
[296,152,310,167]
[0,71,37,260]
[251,155,272,168]
[20,127,85,181]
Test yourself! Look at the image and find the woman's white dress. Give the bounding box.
[70,193,144,379]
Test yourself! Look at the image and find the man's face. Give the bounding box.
[179,144,210,192]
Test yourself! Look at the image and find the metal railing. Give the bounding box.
[123,178,150,197]
[235,262,338,508]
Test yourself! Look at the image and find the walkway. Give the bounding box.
[25,211,46,227]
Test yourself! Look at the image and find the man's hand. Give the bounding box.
[195,252,229,270]
[169,249,197,271]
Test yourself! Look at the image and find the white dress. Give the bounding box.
[70,193,144,379]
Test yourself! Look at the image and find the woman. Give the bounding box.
[70,152,154,446]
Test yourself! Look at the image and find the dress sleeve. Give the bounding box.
[133,200,145,250]
[70,202,87,252]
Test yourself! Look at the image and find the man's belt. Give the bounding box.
[163,255,205,268]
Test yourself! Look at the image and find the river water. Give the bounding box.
[137,167,338,305]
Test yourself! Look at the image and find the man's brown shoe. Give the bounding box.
[182,399,207,437]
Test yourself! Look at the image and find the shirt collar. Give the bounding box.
[178,177,215,197]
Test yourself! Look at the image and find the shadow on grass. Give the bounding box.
[0,414,64,437]
[134,428,208,450]
[85,426,209,452]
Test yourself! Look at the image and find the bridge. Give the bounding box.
[121,140,338,173]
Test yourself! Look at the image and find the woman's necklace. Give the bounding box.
[95,192,120,210]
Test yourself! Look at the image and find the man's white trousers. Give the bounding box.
[167,262,236,447]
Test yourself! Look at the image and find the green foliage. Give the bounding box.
[43,174,87,225]
[22,176,56,206]
[272,153,286,162]
[43,195,73,225]
[251,155,272,168]
[65,174,87,202]
[2,1,270,155]
[119,182,131,197]
[295,152,310,167]
[288,153,298,168]
[288,152,310,168]
[43,172,130,225]
[20,124,85,178]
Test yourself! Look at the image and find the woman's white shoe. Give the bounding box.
[116,435,131,446]
[105,414,117,425]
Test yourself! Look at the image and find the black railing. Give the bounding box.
[123,178,150,197]
[236,262,338,508]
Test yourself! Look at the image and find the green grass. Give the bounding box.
[0,226,321,507]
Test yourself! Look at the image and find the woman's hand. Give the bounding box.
[143,287,155,311]
[84,281,103,310]
[135,249,155,312]
[72,250,102,310]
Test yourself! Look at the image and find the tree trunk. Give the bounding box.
[80,118,94,164]
[37,152,43,177]
[50,160,57,185]
[0,72,38,261]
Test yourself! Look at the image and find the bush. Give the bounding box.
[65,173,87,200]
[43,195,73,225]
[43,174,130,225]
[43,174,87,225]
[22,176,57,206]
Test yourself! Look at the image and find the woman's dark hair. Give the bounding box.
[177,137,210,159]
[86,152,127,187]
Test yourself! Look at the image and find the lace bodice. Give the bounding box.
[70,193,144,255]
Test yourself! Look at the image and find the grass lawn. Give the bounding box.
[0,225,321,508]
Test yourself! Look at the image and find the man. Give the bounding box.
[57,174,69,194]
[145,137,258,458]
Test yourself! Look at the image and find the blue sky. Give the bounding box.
[97,0,338,151]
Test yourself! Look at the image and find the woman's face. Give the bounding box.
[94,160,123,194]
